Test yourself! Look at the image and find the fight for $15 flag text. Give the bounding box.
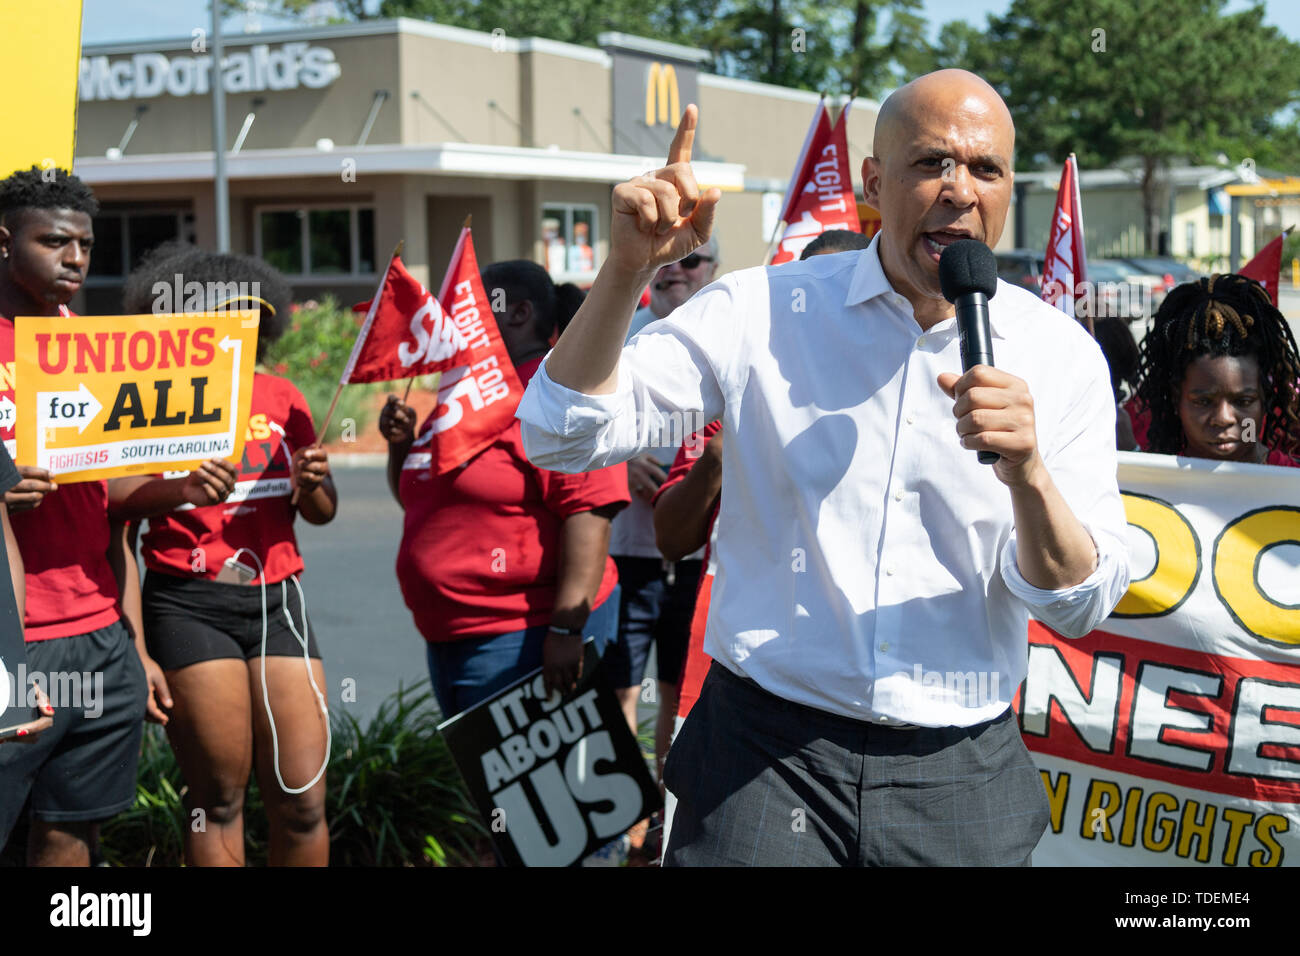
[347,228,522,474]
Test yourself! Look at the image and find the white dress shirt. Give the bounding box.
[608,305,706,561]
[517,235,1130,727]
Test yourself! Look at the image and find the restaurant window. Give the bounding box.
[85,207,191,313]
[541,203,597,280]
[255,204,377,279]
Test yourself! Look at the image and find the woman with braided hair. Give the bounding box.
[1130,273,1300,466]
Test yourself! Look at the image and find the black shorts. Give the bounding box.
[143,569,321,672]
[605,557,703,688]
[0,619,147,834]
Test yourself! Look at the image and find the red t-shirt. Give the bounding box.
[0,312,121,641]
[396,357,629,643]
[141,372,316,584]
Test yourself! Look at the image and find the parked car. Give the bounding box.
[995,249,1047,293]
[1121,256,1202,290]
[1099,258,1168,316]
[1079,259,1149,321]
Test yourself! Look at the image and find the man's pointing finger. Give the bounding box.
[667,103,698,166]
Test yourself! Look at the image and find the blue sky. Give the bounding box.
[79,0,1300,46]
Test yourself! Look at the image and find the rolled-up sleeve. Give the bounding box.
[1000,339,1131,637]
[517,275,741,474]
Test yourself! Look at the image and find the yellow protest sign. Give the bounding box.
[14,312,258,482]
[0,0,83,179]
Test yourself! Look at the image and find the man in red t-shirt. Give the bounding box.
[0,168,236,865]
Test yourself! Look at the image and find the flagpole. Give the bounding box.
[312,238,404,443]
[1068,154,1094,337]
[292,238,404,504]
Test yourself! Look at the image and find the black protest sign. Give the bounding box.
[438,644,661,867]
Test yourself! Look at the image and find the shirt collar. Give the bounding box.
[845,233,1008,339]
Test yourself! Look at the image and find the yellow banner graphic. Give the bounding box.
[14,312,258,482]
[0,0,83,178]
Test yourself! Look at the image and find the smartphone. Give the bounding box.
[214,557,257,585]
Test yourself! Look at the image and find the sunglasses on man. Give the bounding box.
[676,253,714,270]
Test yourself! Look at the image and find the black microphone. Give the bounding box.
[938,239,999,465]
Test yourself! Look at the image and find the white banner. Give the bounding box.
[1022,451,1300,866]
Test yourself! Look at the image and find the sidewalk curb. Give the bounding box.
[323,452,388,467]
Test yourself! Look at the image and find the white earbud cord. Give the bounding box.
[230,547,331,795]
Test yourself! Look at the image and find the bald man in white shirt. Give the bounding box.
[516,70,1129,866]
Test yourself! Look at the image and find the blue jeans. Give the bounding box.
[426,585,621,719]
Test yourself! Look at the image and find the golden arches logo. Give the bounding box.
[645,62,680,128]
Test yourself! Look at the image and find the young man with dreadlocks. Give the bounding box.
[0,167,238,864]
[1130,273,1300,467]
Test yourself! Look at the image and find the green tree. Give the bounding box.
[843,1,931,97]
[932,0,1300,252]
[231,0,936,98]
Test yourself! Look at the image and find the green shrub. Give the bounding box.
[99,684,486,867]
[328,684,485,867]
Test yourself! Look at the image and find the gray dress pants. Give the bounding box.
[663,661,1050,866]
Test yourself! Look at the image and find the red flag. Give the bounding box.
[344,253,466,384]
[1240,226,1292,306]
[776,96,826,225]
[349,228,523,473]
[770,101,861,265]
[1039,154,1089,324]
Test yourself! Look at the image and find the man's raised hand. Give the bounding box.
[609,104,722,278]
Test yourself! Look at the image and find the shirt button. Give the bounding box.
[879,642,890,653]
[885,565,896,576]
[893,489,904,502]
[916,336,926,348]
[906,414,915,425]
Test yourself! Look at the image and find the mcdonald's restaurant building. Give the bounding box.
[69,18,882,314]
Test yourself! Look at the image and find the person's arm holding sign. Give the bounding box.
[543,504,620,696]
[4,467,57,513]
[106,459,239,520]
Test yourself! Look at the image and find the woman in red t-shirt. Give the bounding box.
[117,245,337,866]
[1131,273,1300,467]
[380,260,628,718]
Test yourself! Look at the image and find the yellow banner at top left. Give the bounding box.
[0,0,84,179]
